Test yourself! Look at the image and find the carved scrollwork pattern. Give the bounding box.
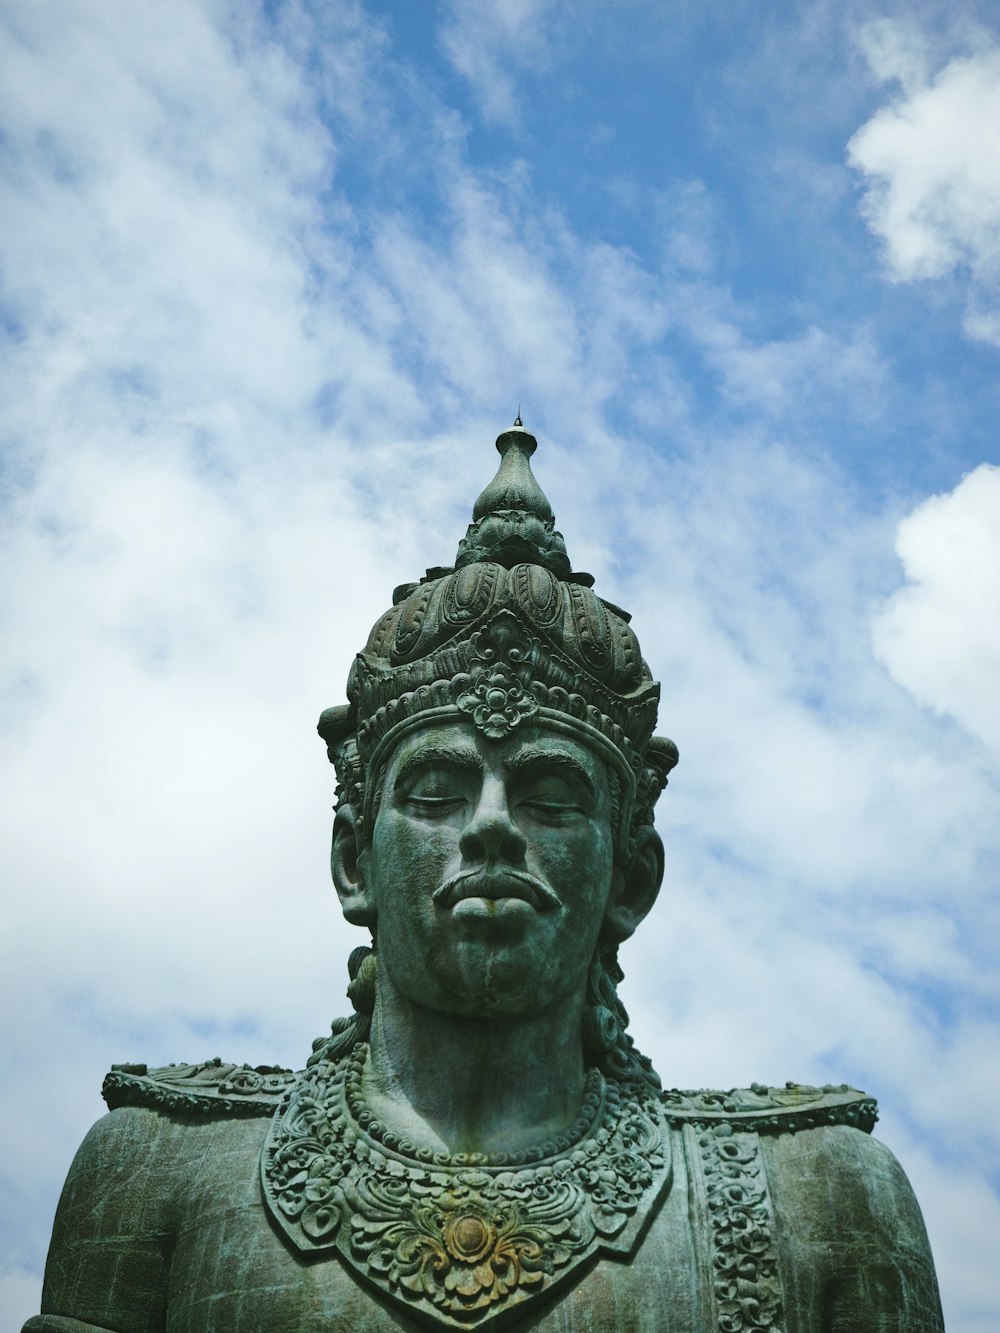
[699,1124,785,1333]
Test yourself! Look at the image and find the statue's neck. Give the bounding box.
[362,972,589,1157]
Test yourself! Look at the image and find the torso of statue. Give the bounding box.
[28,1044,943,1333]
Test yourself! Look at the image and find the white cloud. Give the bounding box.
[848,22,1000,344]
[873,464,1000,752]
[855,17,933,93]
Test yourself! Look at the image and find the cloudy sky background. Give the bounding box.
[1,1,999,1327]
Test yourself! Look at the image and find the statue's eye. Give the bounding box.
[517,775,588,820]
[399,768,471,815]
[406,797,465,818]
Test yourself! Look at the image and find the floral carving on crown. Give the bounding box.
[453,615,540,740]
[260,1041,673,1330]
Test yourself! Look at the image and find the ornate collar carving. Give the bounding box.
[261,1042,673,1329]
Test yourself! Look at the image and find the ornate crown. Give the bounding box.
[319,422,677,845]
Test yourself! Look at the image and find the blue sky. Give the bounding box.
[2,2,999,1328]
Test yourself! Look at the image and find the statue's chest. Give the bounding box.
[160,1066,794,1333]
[255,1047,679,1331]
[165,1128,707,1333]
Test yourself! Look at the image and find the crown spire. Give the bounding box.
[455,420,570,576]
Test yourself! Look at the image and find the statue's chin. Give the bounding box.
[438,985,539,1018]
[379,901,584,1019]
[392,940,565,1019]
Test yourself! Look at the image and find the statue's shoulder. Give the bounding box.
[661,1080,877,1134]
[102,1057,297,1118]
[41,1061,301,1324]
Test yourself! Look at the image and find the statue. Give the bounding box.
[26,424,944,1332]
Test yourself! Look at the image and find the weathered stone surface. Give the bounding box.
[27,424,943,1331]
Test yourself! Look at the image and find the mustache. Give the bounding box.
[432,867,561,913]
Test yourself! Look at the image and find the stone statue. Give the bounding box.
[26,424,944,1332]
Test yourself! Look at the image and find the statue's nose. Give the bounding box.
[459,780,527,865]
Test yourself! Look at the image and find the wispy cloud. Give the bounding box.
[437,0,573,128]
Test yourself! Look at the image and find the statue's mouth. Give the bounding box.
[432,868,560,913]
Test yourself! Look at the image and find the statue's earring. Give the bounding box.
[347,944,377,1016]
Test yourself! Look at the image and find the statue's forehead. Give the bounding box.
[383,718,610,778]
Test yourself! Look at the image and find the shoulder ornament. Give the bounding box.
[102,1058,296,1117]
[662,1081,877,1134]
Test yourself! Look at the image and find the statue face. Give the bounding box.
[361,720,619,1017]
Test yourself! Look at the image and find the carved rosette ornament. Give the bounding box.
[453,618,540,740]
[261,1043,674,1329]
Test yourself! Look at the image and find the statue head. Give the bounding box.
[318,423,678,1087]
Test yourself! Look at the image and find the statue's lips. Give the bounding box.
[432,869,560,913]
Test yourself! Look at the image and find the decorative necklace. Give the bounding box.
[261,1041,673,1329]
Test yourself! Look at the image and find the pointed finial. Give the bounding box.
[514,407,522,427]
[475,423,545,518]
[453,424,570,576]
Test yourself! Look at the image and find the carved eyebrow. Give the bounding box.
[392,745,484,791]
[504,749,596,798]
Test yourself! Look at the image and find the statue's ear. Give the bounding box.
[603,826,664,944]
[331,806,376,928]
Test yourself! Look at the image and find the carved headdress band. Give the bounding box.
[319,423,678,846]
